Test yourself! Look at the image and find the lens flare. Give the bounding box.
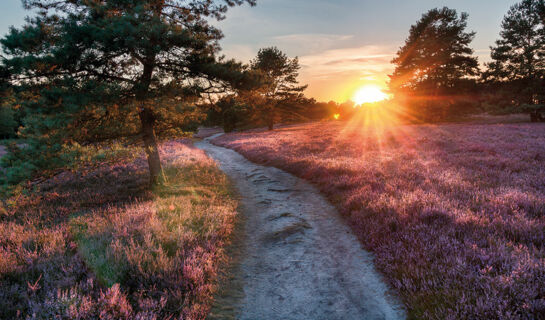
[353,86,388,105]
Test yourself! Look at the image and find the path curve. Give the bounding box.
[196,134,405,320]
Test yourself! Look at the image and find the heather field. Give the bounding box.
[213,120,545,319]
[0,140,237,319]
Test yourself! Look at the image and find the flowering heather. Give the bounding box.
[214,120,545,319]
[0,140,237,319]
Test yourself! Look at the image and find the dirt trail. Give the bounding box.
[195,134,405,320]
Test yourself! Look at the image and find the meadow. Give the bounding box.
[0,140,238,319]
[213,118,545,319]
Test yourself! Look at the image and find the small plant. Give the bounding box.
[214,121,545,319]
[0,140,238,319]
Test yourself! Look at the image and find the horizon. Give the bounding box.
[1,1,545,319]
[1,0,518,102]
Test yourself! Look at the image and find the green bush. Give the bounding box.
[0,105,17,139]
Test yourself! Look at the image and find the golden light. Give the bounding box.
[353,86,388,105]
[333,113,340,120]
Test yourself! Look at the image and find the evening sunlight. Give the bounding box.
[1,1,544,319]
[353,85,389,105]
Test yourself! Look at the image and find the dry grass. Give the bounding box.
[213,118,545,320]
[0,140,238,319]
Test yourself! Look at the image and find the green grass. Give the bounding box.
[70,217,126,287]
[1,140,239,319]
[66,160,238,318]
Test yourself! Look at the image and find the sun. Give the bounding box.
[353,86,388,105]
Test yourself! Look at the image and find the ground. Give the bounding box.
[0,140,238,319]
[2,117,544,319]
[197,135,404,320]
[213,119,545,319]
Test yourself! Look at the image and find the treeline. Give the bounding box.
[203,0,545,131]
[1,0,544,187]
[203,47,308,132]
[390,1,545,123]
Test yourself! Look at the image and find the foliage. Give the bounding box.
[0,104,17,139]
[1,0,255,185]
[484,0,545,108]
[248,47,307,130]
[0,68,18,139]
[300,100,340,121]
[0,140,238,319]
[214,121,545,319]
[207,95,251,132]
[389,7,480,121]
[0,139,141,190]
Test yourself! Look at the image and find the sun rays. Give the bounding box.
[353,85,389,105]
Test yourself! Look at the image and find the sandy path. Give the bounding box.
[196,134,405,320]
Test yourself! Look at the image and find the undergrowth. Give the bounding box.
[0,140,238,319]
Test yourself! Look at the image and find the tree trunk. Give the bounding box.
[139,107,162,186]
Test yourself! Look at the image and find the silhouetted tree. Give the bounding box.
[250,47,307,130]
[483,0,545,120]
[214,95,251,132]
[1,0,254,185]
[389,7,480,121]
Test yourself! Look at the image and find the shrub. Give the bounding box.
[214,121,545,319]
[0,105,17,139]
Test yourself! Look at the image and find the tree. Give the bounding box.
[250,47,307,130]
[484,0,545,116]
[1,0,254,185]
[389,7,479,120]
[0,66,17,139]
[214,95,250,132]
[0,105,17,139]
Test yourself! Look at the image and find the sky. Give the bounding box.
[1,0,519,102]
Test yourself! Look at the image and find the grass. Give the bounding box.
[0,140,238,319]
[213,117,545,320]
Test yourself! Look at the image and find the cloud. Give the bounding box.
[220,44,256,62]
[271,33,355,55]
[220,33,359,62]
[296,45,397,102]
[219,38,398,102]
[299,45,395,79]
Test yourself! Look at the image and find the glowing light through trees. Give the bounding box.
[353,86,388,105]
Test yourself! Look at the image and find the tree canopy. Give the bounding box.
[484,0,545,106]
[389,7,479,98]
[249,47,307,130]
[1,0,255,185]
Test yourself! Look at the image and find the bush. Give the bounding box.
[400,98,481,123]
[0,105,17,139]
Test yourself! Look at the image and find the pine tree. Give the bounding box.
[484,0,545,113]
[389,7,479,120]
[1,0,254,185]
[250,47,307,130]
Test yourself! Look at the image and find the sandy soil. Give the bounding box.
[195,134,405,320]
